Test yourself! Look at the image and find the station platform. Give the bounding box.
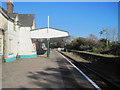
[2,50,98,89]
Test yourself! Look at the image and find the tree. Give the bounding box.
[50,38,64,48]
[88,34,98,41]
[64,35,76,43]
[50,35,76,49]
[110,42,120,56]
[100,27,109,48]
[108,28,118,42]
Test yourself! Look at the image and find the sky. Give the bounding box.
[1,0,120,2]
[2,2,118,39]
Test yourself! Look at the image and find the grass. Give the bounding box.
[64,51,91,63]
[71,50,119,58]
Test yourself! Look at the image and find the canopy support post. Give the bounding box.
[47,38,50,58]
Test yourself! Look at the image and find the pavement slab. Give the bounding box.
[0,57,2,89]
[2,50,96,89]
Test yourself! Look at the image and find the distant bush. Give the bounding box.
[92,47,104,53]
[110,42,120,56]
[50,35,120,56]
[69,37,106,53]
[79,45,90,51]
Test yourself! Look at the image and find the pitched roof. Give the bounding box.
[7,13,35,27]
[7,13,18,19]
[1,6,35,27]
[18,14,35,27]
[0,6,7,14]
[0,6,14,22]
[1,4,35,27]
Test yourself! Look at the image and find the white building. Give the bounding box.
[0,6,7,61]
[0,0,37,63]
[1,0,68,63]
[0,6,21,63]
[0,6,16,62]
[5,14,21,63]
[18,14,36,58]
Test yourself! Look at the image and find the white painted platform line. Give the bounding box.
[57,51,102,90]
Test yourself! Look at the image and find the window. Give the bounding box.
[14,22,17,31]
[9,39,13,53]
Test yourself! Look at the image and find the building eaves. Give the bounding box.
[0,6,14,22]
[7,13,18,19]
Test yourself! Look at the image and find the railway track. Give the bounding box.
[58,51,120,90]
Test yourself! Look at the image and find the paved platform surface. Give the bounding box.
[2,50,96,89]
[0,57,2,89]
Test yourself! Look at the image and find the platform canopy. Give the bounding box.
[30,27,69,39]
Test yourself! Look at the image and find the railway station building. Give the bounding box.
[0,0,68,63]
[0,0,37,63]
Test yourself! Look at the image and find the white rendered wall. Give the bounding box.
[7,20,20,58]
[0,13,7,29]
[19,27,32,55]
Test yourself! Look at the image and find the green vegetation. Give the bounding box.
[71,50,118,57]
[69,37,120,56]
[63,51,91,63]
[50,34,120,56]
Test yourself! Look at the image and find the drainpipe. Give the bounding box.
[3,30,6,63]
[3,26,8,63]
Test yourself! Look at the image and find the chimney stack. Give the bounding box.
[7,0,14,13]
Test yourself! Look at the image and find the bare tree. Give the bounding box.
[64,35,76,44]
[88,34,98,41]
[107,28,118,42]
